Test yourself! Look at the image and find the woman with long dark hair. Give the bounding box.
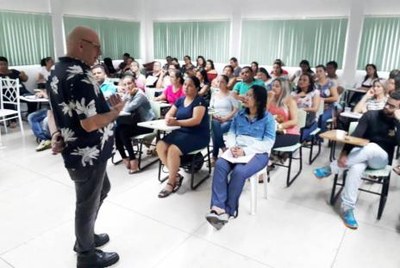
[206,85,276,230]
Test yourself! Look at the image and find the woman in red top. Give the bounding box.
[205,59,218,83]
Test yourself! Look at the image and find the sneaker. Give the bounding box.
[205,211,229,230]
[36,140,51,152]
[341,209,359,229]
[313,166,332,179]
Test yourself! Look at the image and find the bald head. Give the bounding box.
[66,26,101,66]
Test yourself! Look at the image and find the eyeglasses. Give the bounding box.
[81,39,101,51]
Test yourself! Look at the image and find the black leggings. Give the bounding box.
[115,123,153,160]
[272,133,300,149]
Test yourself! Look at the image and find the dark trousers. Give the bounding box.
[67,161,111,253]
[115,123,153,160]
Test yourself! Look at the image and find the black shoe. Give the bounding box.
[77,249,119,268]
[73,233,110,252]
[94,233,110,248]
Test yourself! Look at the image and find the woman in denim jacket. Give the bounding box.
[206,85,276,230]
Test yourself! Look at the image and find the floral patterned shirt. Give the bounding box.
[46,57,115,169]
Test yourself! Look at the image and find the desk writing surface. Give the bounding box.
[19,95,49,103]
[138,119,180,131]
[320,130,369,146]
[340,111,362,120]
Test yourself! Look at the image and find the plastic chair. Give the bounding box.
[248,168,268,215]
[0,78,24,135]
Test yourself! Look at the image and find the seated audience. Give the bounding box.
[154,70,185,104]
[387,69,400,95]
[289,59,315,84]
[326,61,344,94]
[0,56,29,95]
[314,92,400,229]
[229,57,242,77]
[250,61,259,76]
[292,73,320,141]
[103,57,117,77]
[115,75,156,174]
[232,66,265,101]
[315,64,339,136]
[205,85,275,230]
[205,59,218,83]
[129,61,146,86]
[37,57,54,89]
[195,69,211,105]
[350,63,379,106]
[353,79,388,114]
[268,78,300,150]
[156,63,179,89]
[210,75,239,163]
[117,52,131,72]
[271,59,289,79]
[92,65,117,99]
[195,56,206,72]
[27,89,51,151]
[156,76,210,198]
[163,56,173,70]
[256,67,273,90]
[211,65,237,90]
[181,55,195,76]
[146,61,163,88]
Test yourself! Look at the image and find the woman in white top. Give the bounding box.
[291,73,320,141]
[354,79,388,113]
[210,75,239,161]
[37,57,54,89]
[350,63,379,106]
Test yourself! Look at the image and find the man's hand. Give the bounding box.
[109,94,125,113]
[51,132,65,155]
[337,154,348,168]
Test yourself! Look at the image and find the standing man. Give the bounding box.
[47,26,123,268]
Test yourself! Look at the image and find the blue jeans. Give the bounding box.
[67,161,111,253]
[318,107,334,134]
[300,121,318,142]
[211,119,232,158]
[210,153,269,216]
[27,109,50,141]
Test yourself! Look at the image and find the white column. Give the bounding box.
[230,3,242,63]
[341,0,365,86]
[48,0,65,59]
[140,0,154,62]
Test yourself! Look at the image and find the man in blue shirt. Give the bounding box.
[232,66,265,101]
[92,64,117,99]
[47,26,124,268]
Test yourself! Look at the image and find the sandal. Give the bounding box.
[172,173,184,193]
[158,182,175,198]
[128,160,140,174]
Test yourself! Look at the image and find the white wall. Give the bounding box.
[2,0,400,87]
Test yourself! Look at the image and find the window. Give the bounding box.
[63,16,140,60]
[0,11,54,66]
[358,16,400,71]
[241,18,348,68]
[153,21,230,63]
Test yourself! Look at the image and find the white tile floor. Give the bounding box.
[1,125,400,268]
